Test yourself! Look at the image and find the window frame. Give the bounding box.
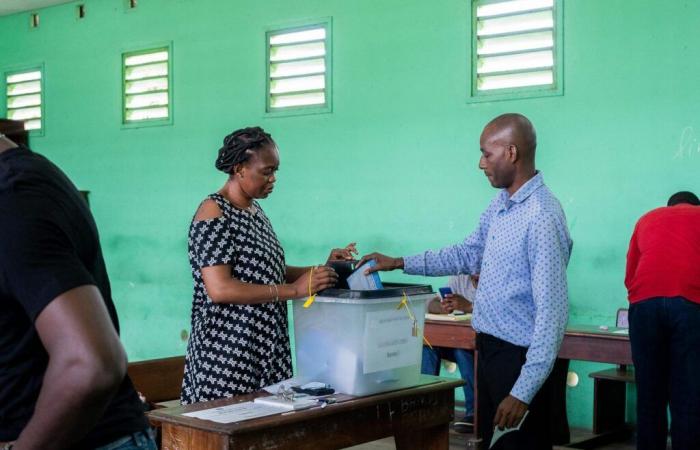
[467,0,564,103]
[265,17,333,117]
[121,41,174,129]
[2,63,46,137]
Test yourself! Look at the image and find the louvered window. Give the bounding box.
[6,69,43,131]
[267,21,331,113]
[122,47,171,124]
[472,0,561,99]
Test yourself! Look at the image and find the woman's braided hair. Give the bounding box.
[215,126,275,174]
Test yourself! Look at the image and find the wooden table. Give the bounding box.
[424,320,632,447]
[149,376,463,450]
[424,320,632,364]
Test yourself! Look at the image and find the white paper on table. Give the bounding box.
[612,329,629,335]
[363,309,419,374]
[262,377,304,394]
[490,410,529,449]
[182,401,284,423]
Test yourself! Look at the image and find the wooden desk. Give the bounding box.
[424,320,632,447]
[424,321,631,363]
[149,376,462,450]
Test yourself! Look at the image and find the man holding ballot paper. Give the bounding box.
[359,113,572,449]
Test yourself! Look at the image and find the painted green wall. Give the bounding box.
[1,0,699,429]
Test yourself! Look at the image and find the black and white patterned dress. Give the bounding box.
[181,193,292,404]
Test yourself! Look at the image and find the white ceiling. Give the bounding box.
[0,0,75,17]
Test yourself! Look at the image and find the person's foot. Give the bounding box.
[452,416,474,433]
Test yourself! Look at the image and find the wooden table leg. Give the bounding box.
[395,423,449,450]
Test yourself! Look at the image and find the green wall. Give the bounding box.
[1,0,699,429]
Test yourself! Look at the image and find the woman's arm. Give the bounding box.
[202,265,338,304]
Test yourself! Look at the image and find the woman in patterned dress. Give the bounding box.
[181,127,355,404]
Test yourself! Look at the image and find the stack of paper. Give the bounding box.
[425,313,472,322]
[253,395,317,411]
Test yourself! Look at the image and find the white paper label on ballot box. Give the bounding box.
[363,310,418,374]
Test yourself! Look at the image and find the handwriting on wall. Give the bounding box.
[674,126,700,159]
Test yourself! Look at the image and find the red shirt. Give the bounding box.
[625,204,700,304]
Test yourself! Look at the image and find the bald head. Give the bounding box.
[478,113,538,194]
[482,113,537,163]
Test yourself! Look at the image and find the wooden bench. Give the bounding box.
[127,356,185,446]
[127,355,185,412]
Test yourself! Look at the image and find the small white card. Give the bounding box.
[490,410,529,449]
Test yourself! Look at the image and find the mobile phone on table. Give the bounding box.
[438,287,453,299]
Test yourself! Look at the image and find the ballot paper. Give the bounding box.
[182,401,285,423]
[490,410,529,449]
[347,259,383,290]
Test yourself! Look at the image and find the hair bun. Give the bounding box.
[215,127,274,174]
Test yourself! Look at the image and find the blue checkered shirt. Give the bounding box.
[404,172,572,403]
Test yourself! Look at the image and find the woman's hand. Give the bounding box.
[292,266,339,297]
[327,242,358,262]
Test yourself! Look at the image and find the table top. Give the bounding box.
[149,375,463,434]
[425,319,630,340]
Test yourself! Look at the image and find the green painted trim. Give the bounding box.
[121,42,173,129]
[2,63,45,137]
[467,0,564,104]
[265,17,332,117]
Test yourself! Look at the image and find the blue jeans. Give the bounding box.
[630,297,700,450]
[421,346,475,417]
[95,429,157,450]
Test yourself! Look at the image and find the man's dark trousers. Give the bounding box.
[630,296,700,450]
[476,333,555,450]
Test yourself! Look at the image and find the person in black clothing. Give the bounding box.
[0,119,154,450]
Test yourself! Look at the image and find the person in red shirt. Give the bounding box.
[625,191,700,450]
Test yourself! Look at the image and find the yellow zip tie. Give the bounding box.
[303,266,316,308]
[423,335,433,350]
[396,293,408,310]
[397,291,423,338]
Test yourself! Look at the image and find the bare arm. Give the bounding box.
[194,200,337,303]
[13,285,127,450]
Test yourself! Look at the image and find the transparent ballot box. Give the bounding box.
[293,283,433,396]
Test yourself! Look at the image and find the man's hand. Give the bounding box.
[441,294,472,314]
[357,252,403,274]
[494,395,528,430]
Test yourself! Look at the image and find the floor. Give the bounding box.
[347,428,642,450]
